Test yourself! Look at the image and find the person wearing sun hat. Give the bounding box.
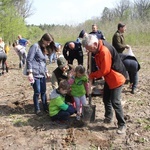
[112,22,130,53]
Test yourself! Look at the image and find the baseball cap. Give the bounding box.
[78,30,85,38]
[57,57,67,68]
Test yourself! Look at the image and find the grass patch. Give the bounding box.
[13,119,28,127]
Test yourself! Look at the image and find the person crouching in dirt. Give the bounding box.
[12,41,27,68]
[68,65,89,121]
[82,34,127,134]
[119,53,141,94]
[63,41,83,65]
[49,80,76,123]
[51,56,74,104]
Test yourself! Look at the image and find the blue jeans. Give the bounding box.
[32,77,48,113]
[51,105,76,121]
[103,83,125,127]
[49,52,57,64]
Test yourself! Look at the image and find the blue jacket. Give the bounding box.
[26,43,48,78]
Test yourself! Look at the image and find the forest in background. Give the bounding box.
[0,0,150,46]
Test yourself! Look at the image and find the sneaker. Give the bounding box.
[117,125,126,134]
[131,89,136,94]
[6,67,8,73]
[103,118,112,124]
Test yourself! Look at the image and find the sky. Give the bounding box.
[26,0,119,26]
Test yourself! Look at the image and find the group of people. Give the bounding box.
[0,35,30,75]
[19,22,140,135]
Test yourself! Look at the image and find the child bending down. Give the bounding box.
[68,65,89,120]
[49,80,76,123]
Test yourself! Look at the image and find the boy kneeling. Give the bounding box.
[49,80,76,123]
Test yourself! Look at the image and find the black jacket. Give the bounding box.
[102,40,128,78]
[63,41,83,60]
[119,54,141,71]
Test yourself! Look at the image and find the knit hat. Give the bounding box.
[57,57,67,68]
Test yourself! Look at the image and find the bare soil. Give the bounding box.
[0,46,150,150]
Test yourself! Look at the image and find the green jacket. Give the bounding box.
[49,89,69,117]
[71,75,88,97]
[112,31,127,53]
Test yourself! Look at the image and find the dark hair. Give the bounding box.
[46,41,57,56]
[41,33,53,41]
[117,23,125,30]
[38,33,56,54]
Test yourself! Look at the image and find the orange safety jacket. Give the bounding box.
[89,40,125,89]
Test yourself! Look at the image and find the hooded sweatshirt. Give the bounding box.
[49,89,69,117]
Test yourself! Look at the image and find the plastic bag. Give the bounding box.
[125,47,135,56]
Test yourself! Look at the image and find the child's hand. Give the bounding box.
[68,69,75,78]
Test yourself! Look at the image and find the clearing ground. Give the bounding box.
[0,46,150,150]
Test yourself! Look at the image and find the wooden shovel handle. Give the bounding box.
[88,52,93,105]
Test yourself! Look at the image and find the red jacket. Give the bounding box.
[89,40,125,89]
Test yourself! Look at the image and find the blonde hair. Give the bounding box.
[75,65,85,75]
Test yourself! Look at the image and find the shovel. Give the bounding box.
[82,52,96,123]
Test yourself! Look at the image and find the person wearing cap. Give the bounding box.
[51,56,74,104]
[51,57,70,89]
[63,41,83,65]
[112,23,130,53]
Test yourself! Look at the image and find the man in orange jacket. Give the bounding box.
[82,34,127,134]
